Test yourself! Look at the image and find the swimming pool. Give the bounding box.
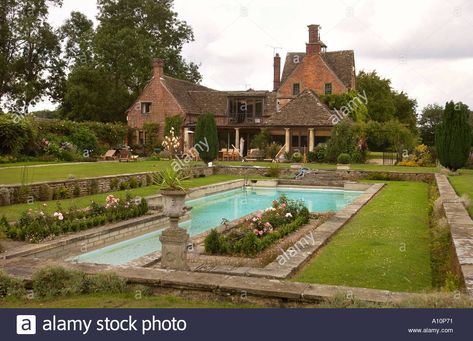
[69,187,362,265]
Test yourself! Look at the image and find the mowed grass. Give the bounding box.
[0,293,260,308]
[448,171,473,218]
[0,160,186,185]
[0,160,443,185]
[0,175,246,222]
[294,181,432,293]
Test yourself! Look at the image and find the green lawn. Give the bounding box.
[294,181,433,293]
[0,160,183,185]
[0,175,246,222]
[448,171,473,218]
[0,161,62,168]
[0,293,259,308]
[0,160,443,185]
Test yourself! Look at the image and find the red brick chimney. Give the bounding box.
[152,59,164,78]
[273,53,281,91]
[306,24,321,54]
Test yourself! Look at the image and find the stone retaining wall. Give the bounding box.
[1,213,174,260]
[0,165,436,207]
[1,258,422,305]
[0,166,213,206]
[435,174,473,297]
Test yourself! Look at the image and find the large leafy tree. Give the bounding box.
[356,71,417,131]
[320,90,368,122]
[195,113,218,164]
[419,104,443,146]
[356,71,396,122]
[0,0,64,112]
[436,101,472,171]
[60,11,95,69]
[95,0,201,92]
[62,65,133,122]
[61,0,201,122]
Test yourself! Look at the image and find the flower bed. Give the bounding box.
[0,194,148,243]
[204,195,310,256]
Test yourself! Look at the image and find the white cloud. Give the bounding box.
[42,0,473,112]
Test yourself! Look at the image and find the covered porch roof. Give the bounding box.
[265,89,335,128]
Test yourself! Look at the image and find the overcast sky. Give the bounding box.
[46,0,473,112]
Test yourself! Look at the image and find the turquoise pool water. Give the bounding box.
[69,187,361,265]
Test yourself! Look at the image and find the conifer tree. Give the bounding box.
[195,113,219,164]
[436,101,472,171]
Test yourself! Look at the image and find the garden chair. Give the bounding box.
[101,149,117,161]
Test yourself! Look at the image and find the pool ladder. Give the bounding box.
[242,175,248,191]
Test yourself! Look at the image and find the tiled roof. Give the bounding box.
[280,50,355,89]
[162,76,214,113]
[153,77,278,117]
[322,50,355,89]
[265,89,334,127]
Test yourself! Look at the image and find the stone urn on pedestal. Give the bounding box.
[155,169,190,270]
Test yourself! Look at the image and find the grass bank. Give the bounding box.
[0,161,444,185]
[0,293,259,308]
[0,175,246,222]
[448,171,473,218]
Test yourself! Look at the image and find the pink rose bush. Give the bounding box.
[1,193,148,243]
[205,194,310,256]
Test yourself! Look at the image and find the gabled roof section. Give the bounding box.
[280,50,355,89]
[281,52,306,84]
[188,90,278,116]
[162,76,214,114]
[265,89,334,127]
[322,50,355,89]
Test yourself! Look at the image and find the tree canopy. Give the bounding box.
[0,0,201,121]
[0,0,64,113]
[356,71,417,131]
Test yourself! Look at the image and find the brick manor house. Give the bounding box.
[126,24,356,156]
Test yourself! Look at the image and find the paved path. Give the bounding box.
[436,174,473,296]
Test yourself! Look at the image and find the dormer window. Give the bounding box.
[141,102,151,114]
[324,83,332,95]
[292,83,300,96]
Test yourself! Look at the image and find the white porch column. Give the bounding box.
[285,128,291,153]
[183,128,190,150]
[235,128,240,150]
[309,128,315,152]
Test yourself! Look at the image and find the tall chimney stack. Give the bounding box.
[306,24,321,54]
[152,59,164,78]
[273,53,281,91]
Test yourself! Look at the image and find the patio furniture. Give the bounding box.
[245,149,264,161]
[118,147,139,162]
[101,149,118,161]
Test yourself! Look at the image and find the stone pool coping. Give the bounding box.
[436,174,473,297]
[128,184,372,268]
[0,257,423,305]
[0,213,172,260]
[186,183,385,279]
[0,179,245,261]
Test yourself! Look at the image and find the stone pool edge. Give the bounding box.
[188,183,385,279]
